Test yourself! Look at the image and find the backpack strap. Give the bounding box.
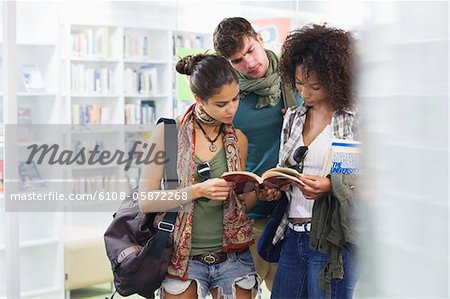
[158,118,179,190]
[148,118,179,259]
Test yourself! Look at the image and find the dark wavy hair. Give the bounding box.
[280,24,355,110]
[176,53,238,101]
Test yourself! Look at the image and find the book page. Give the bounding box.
[263,167,303,180]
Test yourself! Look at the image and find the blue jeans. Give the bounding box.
[271,228,358,299]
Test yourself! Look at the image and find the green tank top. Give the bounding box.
[191,147,228,256]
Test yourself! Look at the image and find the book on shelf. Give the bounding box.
[123,67,137,94]
[322,139,361,176]
[71,27,109,58]
[18,161,46,191]
[222,167,305,193]
[71,65,111,94]
[123,66,157,95]
[71,104,104,124]
[17,108,34,141]
[21,64,45,92]
[124,34,151,59]
[140,66,158,94]
[141,101,156,124]
[17,107,32,124]
[125,104,140,124]
[124,102,155,124]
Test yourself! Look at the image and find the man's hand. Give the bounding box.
[257,186,282,201]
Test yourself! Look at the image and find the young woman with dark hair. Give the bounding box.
[139,53,278,299]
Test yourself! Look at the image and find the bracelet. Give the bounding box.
[177,185,186,209]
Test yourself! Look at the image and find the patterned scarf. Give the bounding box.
[238,49,282,109]
[165,103,254,280]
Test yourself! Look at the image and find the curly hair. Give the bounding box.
[176,53,238,101]
[213,17,258,58]
[280,24,355,110]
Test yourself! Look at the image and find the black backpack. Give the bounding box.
[104,118,178,299]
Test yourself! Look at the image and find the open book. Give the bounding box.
[322,139,361,176]
[222,167,305,193]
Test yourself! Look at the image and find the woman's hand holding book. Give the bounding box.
[298,175,331,200]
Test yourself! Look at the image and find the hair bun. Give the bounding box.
[176,54,207,76]
[175,55,193,75]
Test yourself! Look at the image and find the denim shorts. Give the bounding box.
[161,249,260,299]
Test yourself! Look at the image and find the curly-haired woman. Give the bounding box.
[270,24,359,299]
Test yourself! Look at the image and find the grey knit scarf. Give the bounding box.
[238,50,282,109]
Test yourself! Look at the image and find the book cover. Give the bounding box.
[322,139,361,176]
[18,161,46,191]
[21,64,45,92]
[222,167,305,193]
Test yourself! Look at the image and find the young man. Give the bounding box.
[213,17,299,294]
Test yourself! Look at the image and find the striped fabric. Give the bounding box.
[287,124,332,218]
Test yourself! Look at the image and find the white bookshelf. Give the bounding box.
[61,24,121,126]
[1,5,218,298]
[61,24,173,126]
[16,43,62,125]
[59,24,174,232]
[61,24,124,233]
[0,30,65,298]
[123,27,172,125]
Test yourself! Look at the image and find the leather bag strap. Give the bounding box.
[149,118,178,259]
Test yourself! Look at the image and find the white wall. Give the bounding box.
[358,1,449,298]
